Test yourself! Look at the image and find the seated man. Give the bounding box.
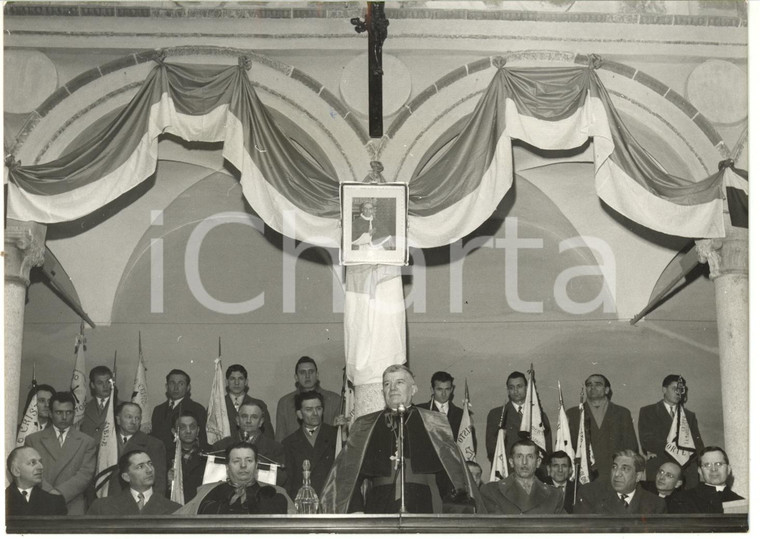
[6,447,67,516]
[575,449,666,514]
[167,411,209,503]
[321,364,484,514]
[542,450,576,513]
[641,461,684,513]
[177,442,292,514]
[88,450,181,515]
[481,440,565,514]
[669,446,744,513]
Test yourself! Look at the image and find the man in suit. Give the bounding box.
[151,369,208,456]
[107,402,167,496]
[167,410,208,503]
[485,371,552,467]
[282,390,337,499]
[224,364,274,439]
[213,402,286,486]
[575,449,666,514]
[638,374,704,489]
[88,450,181,515]
[6,446,67,516]
[80,365,118,441]
[275,356,342,442]
[542,450,576,513]
[566,374,638,483]
[669,446,744,513]
[641,461,684,512]
[415,371,464,438]
[481,439,565,514]
[25,391,97,515]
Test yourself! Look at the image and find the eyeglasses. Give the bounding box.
[656,469,678,479]
[700,462,726,470]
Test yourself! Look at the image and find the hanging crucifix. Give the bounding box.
[351,1,389,138]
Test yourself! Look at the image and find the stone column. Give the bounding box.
[4,219,46,453]
[696,214,748,498]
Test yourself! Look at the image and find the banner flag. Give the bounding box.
[206,357,232,445]
[131,332,151,433]
[554,381,576,479]
[665,404,697,465]
[457,379,476,461]
[16,394,39,447]
[71,322,88,429]
[489,429,509,482]
[95,378,118,498]
[519,366,547,454]
[169,431,185,505]
[576,390,596,485]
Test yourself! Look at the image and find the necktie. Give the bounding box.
[307,428,316,436]
[137,492,145,511]
[169,400,175,409]
[21,490,29,502]
[620,493,629,508]
[57,431,65,446]
[99,399,107,412]
[518,405,523,416]
[670,406,675,419]
[234,398,240,411]
[123,436,129,445]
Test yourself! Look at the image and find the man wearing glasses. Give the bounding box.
[25,392,97,515]
[669,446,744,513]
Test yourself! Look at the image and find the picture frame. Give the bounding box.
[340,182,408,266]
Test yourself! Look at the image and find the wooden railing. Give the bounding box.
[6,513,748,534]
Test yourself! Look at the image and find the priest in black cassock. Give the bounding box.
[320,365,484,514]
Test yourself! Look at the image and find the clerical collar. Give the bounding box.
[553,480,567,488]
[707,483,727,491]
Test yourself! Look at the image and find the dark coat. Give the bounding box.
[282,424,337,499]
[212,432,286,486]
[638,401,704,488]
[574,482,667,515]
[225,394,274,439]
[641,480,679,513]
[108,431,167,496]
[87,487,181,515]
[541,477,577,513]
[480,475,565,514]
[150,397,208,456]
[566,401,638,481]
[79,398,118,442]
[197,482,289,514]
[5,485,67,516]
[485,402,552,464]
[25,427,97,515]
[669,483,744,514]
[415,399,465,440]
[275,387,342,442]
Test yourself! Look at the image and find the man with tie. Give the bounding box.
[213,402,286,486]
[282,390,337,499]
[542,450,576,513]
[566,374,639,483]
[106,402,167,496]
[5,447,67,516]
[575,449,666,514]
[415,371,464,437]
[669,446,744,513]
[485,371,551,468]
[150,369,208,456]
[481,440,565,514]
[638,374,704,489]
[25,392,97,515]
[225,364,274,439]
[80,366,118,441]
[88,450,181,515]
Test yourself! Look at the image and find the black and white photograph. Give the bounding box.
[2,0,753,534]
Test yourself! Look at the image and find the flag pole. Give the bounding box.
[218,336,222,358]
[528,363,534,437]
[113,350,117,378]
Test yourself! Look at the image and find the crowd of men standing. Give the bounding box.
[7,358,744,519]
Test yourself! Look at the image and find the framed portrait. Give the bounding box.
[340,182,408,266]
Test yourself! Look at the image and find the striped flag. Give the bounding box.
[457,379,476,461]
[489,429,509,482]
[169,430,185,505]
[554,381,576,479]
[723,166,748,228]
[665,404,697,465]
[94,378,118,498]
[71,322,87,429]
[131,332,151,433]
[575,389,596,485]
[206,357,231,445]
[519,366,547,454]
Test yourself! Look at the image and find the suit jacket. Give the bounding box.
[212,431,287,486]
[79,398,118,441]
[415,399,465,439]
[5,484,67,516]
[282,424,337,499]
[225,394,274,439]
[541,477,576,513]
[107,431,167,496]
[485,402,552,463]
[669,482,744,514]
[275,387,342,442]
[87,487,181,515]
[481,475,565,514]
[25,427,97,515]
[150,397,208,456]
[575,482,667,515]
[566,401,638,481]
[638,401,704,487]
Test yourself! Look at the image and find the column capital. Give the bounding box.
[4,219,46,287]
[695,216,748,280]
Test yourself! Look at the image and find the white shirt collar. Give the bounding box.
[54,426,69,439]
[131,487,153,505]
[707,483,726,492]
[434,400,449,413]
[170,397,184,407]
[619,488,636,500]
[511,401,524,412]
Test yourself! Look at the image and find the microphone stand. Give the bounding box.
[396,404,407,514]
